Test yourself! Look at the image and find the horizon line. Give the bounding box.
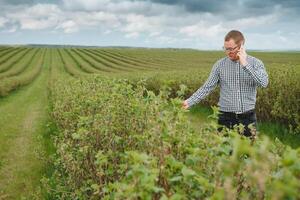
[1,43,300,52]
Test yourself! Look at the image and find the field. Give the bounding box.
[0,46,299,199]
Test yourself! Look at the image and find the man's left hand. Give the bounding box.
[237,45,248,66]
[182,100,189,110]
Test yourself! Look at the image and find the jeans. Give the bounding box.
[217,109,257,137]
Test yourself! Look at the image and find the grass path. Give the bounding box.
[0,50,51,199]
[186,105,300,149]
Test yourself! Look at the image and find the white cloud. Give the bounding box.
[2,3,120,33]
[20,18,55,30]
[180,22,226,38]
[5,4,61,30]
[125,32,139,38]
[149,31,162,37]
[103,29,112,34]
[246,32,300,49]
[227,14,279,29]
[0,17,8,28]
[62,0,111,11]
[0,0,299,49]
[122,14,166,38]
[25,3,61,17]
[279,36,287,42]
[6,26,17,33]
[73,11,120,27]
[56,20,78,33]
[62,0,170,16]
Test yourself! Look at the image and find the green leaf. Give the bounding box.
[181,166,196,177]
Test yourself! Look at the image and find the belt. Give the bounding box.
[220,109,255,118]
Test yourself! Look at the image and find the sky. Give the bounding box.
[0,0,299,50]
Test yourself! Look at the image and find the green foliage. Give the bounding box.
[45,76,300,199]
[123,65,300,133]
[1,46,299,199]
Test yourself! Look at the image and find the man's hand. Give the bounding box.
[182,100,189,110]
[237,44,248,66]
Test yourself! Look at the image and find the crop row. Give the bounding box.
[0,48,45,97]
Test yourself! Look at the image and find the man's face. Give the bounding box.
[224,39,240,61]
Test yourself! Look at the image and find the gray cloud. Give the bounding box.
[0,0,299,49]
[0,0,59,5]
[141,0,232,13]
[134,0,300,18]
[0,0,35,4]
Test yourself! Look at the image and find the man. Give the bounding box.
[182,30,268,137]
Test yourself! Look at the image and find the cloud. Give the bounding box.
[125,32,139,38]
[0,17,8,28]
[56,20,78,33]
[0,0,283,38]
[246,31,300,49]
[179,22,226,38]
[4,4,61,30]
[0,0,299,49]
[135,0,300,18]
[122,14,165,37]
[1,3,121,33]
[0,0,60,5]
[62,0,111,11]
[228,14,279,28]
[73,11,120,27]
[6,26,17,33]
[144,0,232,14]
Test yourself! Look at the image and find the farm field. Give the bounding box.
[0,46,299,199]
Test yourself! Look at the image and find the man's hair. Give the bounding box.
[225,30,245,45]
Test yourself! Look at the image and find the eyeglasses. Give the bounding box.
[222,45,239,52]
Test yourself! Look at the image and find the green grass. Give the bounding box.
[0,50,53,199]
[186,104,300,149]
[258,122,300,149]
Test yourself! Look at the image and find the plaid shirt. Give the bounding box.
[186,55,268,114]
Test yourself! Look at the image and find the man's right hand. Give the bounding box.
[182,100,189,110]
